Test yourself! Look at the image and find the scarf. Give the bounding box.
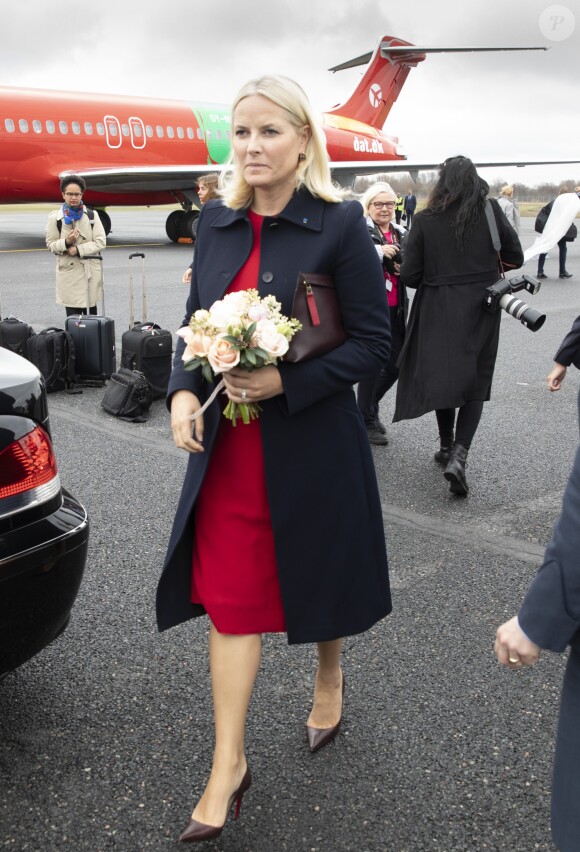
[62,203,84,225]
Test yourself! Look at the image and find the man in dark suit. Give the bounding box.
[403,188,417,228]
[495,314,580,852]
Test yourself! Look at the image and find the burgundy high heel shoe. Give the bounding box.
[306,673,345,753]
[178,767,252,843]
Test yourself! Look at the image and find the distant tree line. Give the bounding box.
[354,172,580,203]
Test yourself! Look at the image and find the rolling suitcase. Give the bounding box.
[65,255,116,382]
[120,252,172,400]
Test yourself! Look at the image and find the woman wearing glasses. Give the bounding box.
[46,175,106,316]
[357,182,408,445]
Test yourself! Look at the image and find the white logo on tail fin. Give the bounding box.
[369,84,383,108]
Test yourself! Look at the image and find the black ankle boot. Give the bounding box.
[434,433,453,465]
[443,444,469,495]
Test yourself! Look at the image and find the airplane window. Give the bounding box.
[46,120,55,134]
[84,122,93,135]
[196,127,204,140]
[96,122,105,135]
[167,126,175,138]
[108,123,118,137]
[215,130,222,140]
[177,127,184,139]
[59,121,68,134]
[72,121,81,135]
[121,124,130,136]
[187,127,194,139]
[33,120,42,134]
[146,125,153,137]
[4,118,15,133]
[206,129,212,139]
[156,125,164,138]
[19,119,29,133]
[225,130,231,140]
[133,124,143,138]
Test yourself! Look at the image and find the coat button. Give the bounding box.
[262,271,274,283]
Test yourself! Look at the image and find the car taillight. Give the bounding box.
[0,426,58,499]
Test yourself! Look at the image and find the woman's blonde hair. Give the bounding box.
[220,75,343,209]
[500,185,513,198]
[360,181,396,216]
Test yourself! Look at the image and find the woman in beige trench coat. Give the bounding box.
[46,175,106,315]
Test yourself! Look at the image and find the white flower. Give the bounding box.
[255,319,289,358]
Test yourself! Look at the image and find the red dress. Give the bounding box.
[190,211,286,634]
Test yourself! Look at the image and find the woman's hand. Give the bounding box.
[547,362,567,392]
[381,244,398,259]
[222,366,283,403]
[171,389,204,453]
[182,267,192,285]
[494,616,541,669]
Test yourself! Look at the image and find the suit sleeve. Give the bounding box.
[277,202,390,415]
[518,432,580,652]
[554,315,580,369]
[165,210,207,409]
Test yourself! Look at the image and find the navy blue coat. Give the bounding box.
[518,319,580,851]
[156,190,392,644]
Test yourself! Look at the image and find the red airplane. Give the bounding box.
[0,35,576,241]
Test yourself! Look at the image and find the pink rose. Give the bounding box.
[207,336,241,373]
[177,327,213,363]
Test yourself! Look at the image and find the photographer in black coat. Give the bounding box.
[394,156,523,494]
[356,182,408,445]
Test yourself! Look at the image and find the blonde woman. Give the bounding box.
[157,75,392,843]
[357,182,408,445]
[497,184,520,233]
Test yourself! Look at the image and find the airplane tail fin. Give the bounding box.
[327,37,548,130]
[326,36,425,129]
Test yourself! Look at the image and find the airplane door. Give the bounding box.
[129,116,146,149]
[104,115,122,149]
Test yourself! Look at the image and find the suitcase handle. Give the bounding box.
[128,253,147,328]
[81,256,105,315]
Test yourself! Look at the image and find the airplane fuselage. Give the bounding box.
[0,86,402,207]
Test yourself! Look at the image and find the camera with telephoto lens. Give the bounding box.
[483,274,546,332]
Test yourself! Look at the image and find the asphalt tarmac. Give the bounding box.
[0,209,578,852]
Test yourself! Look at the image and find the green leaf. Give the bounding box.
[252,347,269,361]
[222,335,240,346]
[202,363,214,383]
[243,322,257,343]
[245,348,257,365]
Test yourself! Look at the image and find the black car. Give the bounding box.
[0,348,89,677]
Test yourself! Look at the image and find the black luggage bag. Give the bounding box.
[0,291,36,357]
[25,327,78,392]
[65,255,116,382]
[0,316,36,357]
[120,252,172,399]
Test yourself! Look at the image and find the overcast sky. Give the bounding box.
[3,0,579,188]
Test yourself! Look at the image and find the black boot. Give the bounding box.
[434,432,454,465]
[444,443,469,495]
[434,443,453,465]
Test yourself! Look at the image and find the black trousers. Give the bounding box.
[435,400,484,451]
[538,238,568,275]
[357,305,404,427]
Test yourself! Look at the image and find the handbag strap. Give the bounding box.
[484,200,504,279]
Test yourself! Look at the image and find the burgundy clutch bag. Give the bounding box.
[284,272,347,363]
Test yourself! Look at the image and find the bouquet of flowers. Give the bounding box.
[176,289,302,425]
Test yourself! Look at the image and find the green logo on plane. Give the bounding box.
[190,103,232,164]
